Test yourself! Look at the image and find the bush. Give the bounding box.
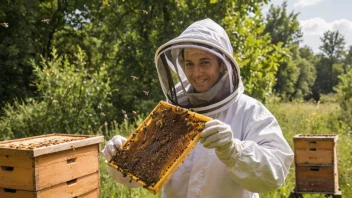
[0,47,112,140]
[335,68,352,129]
[319,93,339,104]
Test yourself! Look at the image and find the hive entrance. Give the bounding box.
[109,101,211,193]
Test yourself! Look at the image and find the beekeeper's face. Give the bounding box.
[184,48,224,93]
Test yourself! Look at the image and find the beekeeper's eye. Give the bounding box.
[185,61,194,68]
[200,60,210,65]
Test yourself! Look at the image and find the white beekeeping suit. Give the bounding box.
[103,18,293,198]
[153,18,294,198]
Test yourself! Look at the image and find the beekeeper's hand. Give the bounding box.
[102,135,141,188]
[102,135,127,162]
[200,119,241,166]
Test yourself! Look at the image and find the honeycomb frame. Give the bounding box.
[107,101,211,194]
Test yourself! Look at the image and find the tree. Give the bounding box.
[343,46,352,74]
[317,30,346,93]
[264,1,302,47]
[263,0,303,100]
[0,0,93,109]
[299,46,317,65]
[299,46,320,101]
[294,57,316,99]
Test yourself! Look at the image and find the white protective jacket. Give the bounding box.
[109,18,294,198]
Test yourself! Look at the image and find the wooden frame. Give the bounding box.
[108,101,211,194]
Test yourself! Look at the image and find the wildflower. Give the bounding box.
[132,111,137,115]
[305,119,311,123]
[122,110,126,114]
[143,90,149,95]
[100,112,105,117]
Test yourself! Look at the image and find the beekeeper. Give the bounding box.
[102,18,294,198]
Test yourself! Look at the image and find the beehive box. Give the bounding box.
[293,134,339,193]
[0,134,103,198]
[108,101,211,194]
[293,134,338,165]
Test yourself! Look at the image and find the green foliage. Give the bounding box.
[223,3,286,102]
[343,46,352,74]
[264,1,302,47]
[293,57,316,98]
[319,93,339,104]
[274,52,300,100]
[316,31,346,93]
[334,68,352,128]
[0,48,112,140]
[264,1,308,101]
[299,46,318,65]
[0,1,41,108]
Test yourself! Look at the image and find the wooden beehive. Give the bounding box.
[293,134,339,193]
[108,101,211,194]
[0,134,103,198]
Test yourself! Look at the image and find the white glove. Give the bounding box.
[102,135,142,188]
[102,135,127,162]
[200,119,241,166]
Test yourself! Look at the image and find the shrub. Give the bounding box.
[0,47,112,140]
[335,68,352,129]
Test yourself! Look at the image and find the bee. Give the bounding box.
[131,76,139,80]
[0,23,9,28]
[41,19,50,24]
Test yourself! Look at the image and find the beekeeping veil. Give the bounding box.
[154,18,244,113]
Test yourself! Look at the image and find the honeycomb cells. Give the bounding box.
[110,103,208,191]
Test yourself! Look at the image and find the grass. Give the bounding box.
[262,102,352,197]
[100,102,352,197]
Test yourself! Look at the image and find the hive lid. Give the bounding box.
[293,134,338,142]
[0,134,104,157]
[107,101,211,194]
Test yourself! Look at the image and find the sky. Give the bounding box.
[263,0,352,53]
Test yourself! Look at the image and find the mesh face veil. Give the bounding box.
[154,19,243,112]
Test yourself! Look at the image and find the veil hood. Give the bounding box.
[154,18,244,115]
